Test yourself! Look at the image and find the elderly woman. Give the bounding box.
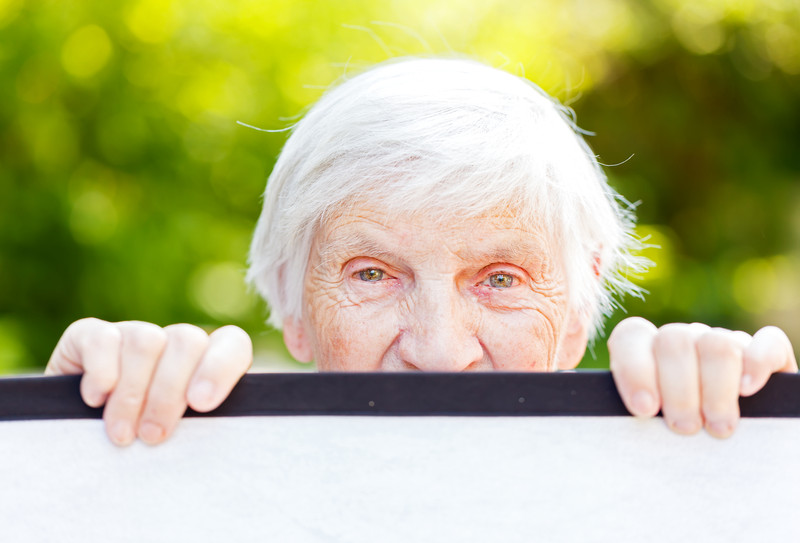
[46,58,797,446]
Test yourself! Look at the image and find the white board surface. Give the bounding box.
[1,416,798,542]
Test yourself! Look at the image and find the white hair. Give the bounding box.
[247,57,646,340]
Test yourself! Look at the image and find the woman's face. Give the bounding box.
[283,205,589,372]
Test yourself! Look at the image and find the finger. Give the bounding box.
[741,326,799,396]
[697,330,743,439]
[46,318,122,408]
[654,323,707,435]
[187,325,252,413]
[137,324,210,445]
[608,317,660,417]
[727,330,752,348]
[102,322,168,446]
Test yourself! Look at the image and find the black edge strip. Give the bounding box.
[0,372,798,422]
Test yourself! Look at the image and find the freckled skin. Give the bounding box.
[292,207,584,372]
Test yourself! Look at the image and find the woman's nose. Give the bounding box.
[396,285,485,371]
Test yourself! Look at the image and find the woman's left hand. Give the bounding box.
[608,317,797,438]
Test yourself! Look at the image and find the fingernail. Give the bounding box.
[707,421,734,438]
[188,380,215,410]
[740,374,753,392]
[83,390,105,408]
[671,419,701,435]
[139,422,165,445]
[110,421,134,446]
[631,390,655,415]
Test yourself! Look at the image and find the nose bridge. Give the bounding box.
[399,278,482,371]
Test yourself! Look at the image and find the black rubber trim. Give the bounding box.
[0,371,798,421]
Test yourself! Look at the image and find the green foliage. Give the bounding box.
[1,0,798,372]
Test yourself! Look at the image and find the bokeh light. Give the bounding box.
[61,25,114,79]
[189,261,256,321]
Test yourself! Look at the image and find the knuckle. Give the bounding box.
[729,331,752,348]
[608,317,655,346]
[213,326,254,370]
[77,322,122,353]
[758,325,786,339]
[696,331,740,360]
[123,322,168,355]
[216,325,252,345]
[752,327,792,356]
[657,322,690,335]
[652,325,695,355]
[70,317,105,332]
[165,323,210,350]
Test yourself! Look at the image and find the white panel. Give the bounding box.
[1,416,798,542]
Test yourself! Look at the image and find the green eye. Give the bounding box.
[358,268,384,282]
[488,273,514,288]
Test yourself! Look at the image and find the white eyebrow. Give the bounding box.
[316,231,401,270]
[317,226,550,271]
[459,243,546,266]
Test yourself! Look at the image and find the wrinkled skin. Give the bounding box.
[46,207,797,445]
[284,208,586,372]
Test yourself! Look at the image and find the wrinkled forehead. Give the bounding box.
[320,192,554,237]
[311,199,564,270]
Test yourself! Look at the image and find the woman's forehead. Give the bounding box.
[321,198,544,235]
[312,204,559,266]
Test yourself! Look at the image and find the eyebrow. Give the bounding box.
[316,231,403,269]
[316,230,550,270]
[462,243,547,266]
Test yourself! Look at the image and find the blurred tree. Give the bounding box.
[0,0,798,373]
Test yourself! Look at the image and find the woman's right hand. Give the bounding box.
[45,318,253,446]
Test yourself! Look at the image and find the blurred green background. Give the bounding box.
[1,0,799,373]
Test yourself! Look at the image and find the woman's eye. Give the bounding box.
[485,273,514,288]
[358,268,385,282]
